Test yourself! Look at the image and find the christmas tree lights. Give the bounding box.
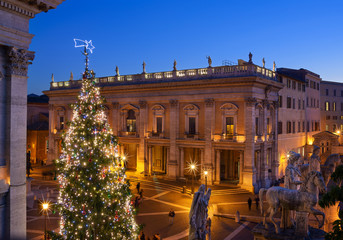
[54,46,139,239]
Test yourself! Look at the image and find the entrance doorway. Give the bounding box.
[220,150,240,183]
[122,143,137,170]
[152,146,167,174]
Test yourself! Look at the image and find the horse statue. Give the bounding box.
[259,170,327,234]
[321,154,343,185]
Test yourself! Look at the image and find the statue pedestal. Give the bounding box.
[295,211,309,237]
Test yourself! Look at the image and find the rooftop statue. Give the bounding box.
[115,66,119,76]
[189,184,211,240]
[207,56,212,67]
[173,59,177,71]
[273,61,276,71]
[142,61,146,73]
[249,52,253,63]
[262,58,265,68]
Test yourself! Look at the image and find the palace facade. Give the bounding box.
[44,57,282,192]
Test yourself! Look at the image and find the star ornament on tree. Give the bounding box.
[74,39,95,53]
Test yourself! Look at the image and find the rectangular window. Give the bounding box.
[326,125,329,131]
[302,121,305,132]
[302,84,305,92]
[46,139,49,153]
[292,121,295,133]
[298,82,301,91]
[278,121,282,134]
[298,121,301,132]
[293,98,295,109]
[287,79,291,88]
[287,97,292,108]
[315,122,319,131]
[292,81,296,90]
[333,116,338,120]
[255,117,259,135]
[298,99,301,109]
[126,119,136,132]
[326,89,329,96]
[156,117,162,133]
[325,101,330,111]
[307,121,310,132]
[226,117,234,136]
[307,97,309,107]
[326,115,330,120]
[59,116,64,130]
[267,118,270,134]
[317,83,319,90]
[287,121,292,134]
[333,102,336,111]
[189,117,196,134]
[279,95,283,108]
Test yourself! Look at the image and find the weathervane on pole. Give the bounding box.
[74,39,95,76]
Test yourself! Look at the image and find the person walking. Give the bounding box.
[140,231,145,240]
[139,189,144,202]
[255,196,260,210]
[136,182,141,193]
[248,197,252,211]
[168,209,175,224]
[134,196,139,208]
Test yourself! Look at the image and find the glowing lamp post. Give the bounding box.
[204,170,208,192]
[190,163,196,194]
[42,202,50,240]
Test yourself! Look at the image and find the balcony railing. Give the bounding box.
[50,64,277,90]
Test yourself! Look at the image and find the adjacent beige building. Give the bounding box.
[0,1,64,239]
[44,57,283,193]
[277,68,321,176]
[320,81,343,133]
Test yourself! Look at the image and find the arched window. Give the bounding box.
[220,103,238,139]
[126,109,136,132]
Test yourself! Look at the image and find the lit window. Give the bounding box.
[333,102,336,111]
[126,109,136,132]
[226,117,234,136]
[325,101,330,111]
[60,116,64,130]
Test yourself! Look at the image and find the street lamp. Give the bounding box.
[190,163,196,194]
[204,170,208,192]
[41,201,50,240]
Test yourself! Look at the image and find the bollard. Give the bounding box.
[235,210,240,223]
[182,186,186,193]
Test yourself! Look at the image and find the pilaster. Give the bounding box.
[167,99,178,179]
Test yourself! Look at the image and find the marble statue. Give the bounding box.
[51,73,54,82]
[115,65,119,76]
[310,145,321,172]
[70,71,73,81]
[142,61,146,73]
[284,151,302,190]
[207,56,212,67]
[273,61,276,71]
[249,52,253,63]
[173,59,177,71]
[189,184,211,240]
[262,58,265,68]
[321,154,342,185]
[259,170,326,234]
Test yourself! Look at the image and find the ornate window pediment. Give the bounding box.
[121,103,139,112]
[152,104,165,115]
[220,103,238,115]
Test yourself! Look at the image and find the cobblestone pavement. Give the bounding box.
[27,168,260,240]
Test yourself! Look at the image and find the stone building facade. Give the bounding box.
[45,57,283,193]
[27,94,49,165]
[320,81,343,133]
[277,68,321,176]
[0,1,64,239]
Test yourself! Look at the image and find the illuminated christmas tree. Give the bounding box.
[54,43,139,239]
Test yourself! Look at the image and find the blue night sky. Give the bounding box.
[28,0,343,95]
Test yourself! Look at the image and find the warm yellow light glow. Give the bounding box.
[307,136,314,145]
[42,202,49,210]
[286,154,290,158]
[191,164,195,170]
[336,130,341,135]
[122,156,126,161]
[204,170,208,176]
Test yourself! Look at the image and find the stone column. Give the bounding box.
[4,47,34,240]
[204,98,214,185]
[148,146,152,175]
[168,100,179,179]
[272,101,279,181]
[239,150,244,185]
[295,212,309,237]
[200,148,204,181]
[137,101,147,174]
[242,97,257,192]
[215,150,221,184]
[111,102,119,135]
[47,104,55,164]
[180,147,184,177]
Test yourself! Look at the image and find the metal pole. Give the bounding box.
[44,212,47,240]
[205,175,208,192]
[192,174,194,194]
